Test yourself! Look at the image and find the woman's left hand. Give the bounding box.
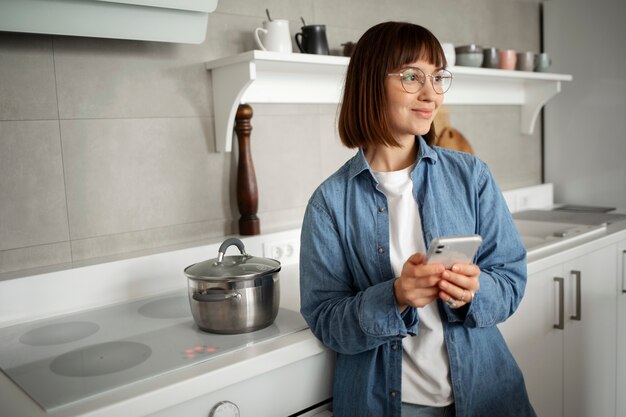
[437,263,480,309]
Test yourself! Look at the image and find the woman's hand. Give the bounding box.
[394,253,445,312]
[437,263,481,309]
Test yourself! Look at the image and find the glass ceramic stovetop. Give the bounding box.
[0,289,307,411]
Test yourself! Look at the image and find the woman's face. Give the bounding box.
[384,59,445,146]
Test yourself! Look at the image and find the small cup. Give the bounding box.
[515,51,535,71]
[498,49,517,70]
[534,52,551,72]
[441,42,456,67]
[295,24,330,55]
[254,19,293,53]
[482,47,499,69]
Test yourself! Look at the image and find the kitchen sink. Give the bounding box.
[513,219,607,254]
[513,209,626,226]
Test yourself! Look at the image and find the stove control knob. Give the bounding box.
[209,401,240,417]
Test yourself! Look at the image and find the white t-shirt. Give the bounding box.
[374,164,453,407]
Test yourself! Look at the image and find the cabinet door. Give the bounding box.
[499,265,564,417]
[562,246,617,417]
[617,240,626,417]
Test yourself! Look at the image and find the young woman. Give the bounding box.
[299,22,536,417]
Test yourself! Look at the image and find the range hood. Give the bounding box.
[0,0,219,44]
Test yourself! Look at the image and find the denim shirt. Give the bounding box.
[299,137,536,417]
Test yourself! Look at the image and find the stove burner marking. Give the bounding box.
[19,321,100,346]
[50,341,152,377]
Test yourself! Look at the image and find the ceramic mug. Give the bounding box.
[516,51,535,71]
[295,24,329,55]
[441,42,456,66]
[534,52,551,72]
[482,47,499,69]
[254,19,293,53]
[498,49,517,70]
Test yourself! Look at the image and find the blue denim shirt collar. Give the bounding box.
[348,136,438,181]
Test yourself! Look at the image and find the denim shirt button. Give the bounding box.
[378,207,385,213]
[390,390,397,397]
[391,343,398,351]
[377,247,385,254]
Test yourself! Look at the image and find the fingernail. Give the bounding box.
[452,265,459,272]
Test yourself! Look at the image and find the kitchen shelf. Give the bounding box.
[206,50,572,152]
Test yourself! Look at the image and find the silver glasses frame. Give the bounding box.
[386,67,453,95]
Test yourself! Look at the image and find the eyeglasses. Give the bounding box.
[386,67,453,95]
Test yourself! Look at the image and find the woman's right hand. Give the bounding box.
[393,253,445,312]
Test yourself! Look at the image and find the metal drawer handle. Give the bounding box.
[570,270,582,320]
[554,277,565,330]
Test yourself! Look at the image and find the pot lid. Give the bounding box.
[184,238,280,281]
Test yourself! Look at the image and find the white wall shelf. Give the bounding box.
[206,50,572,152]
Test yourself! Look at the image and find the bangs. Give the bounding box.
[386,24,447,70]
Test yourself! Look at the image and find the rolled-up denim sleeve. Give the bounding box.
[443,162,527,327]
[299,198,416,355]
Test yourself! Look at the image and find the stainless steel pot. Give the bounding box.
[184,238,281,334]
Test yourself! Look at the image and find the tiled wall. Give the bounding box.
[0,0,542,276]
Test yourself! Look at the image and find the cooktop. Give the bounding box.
[0,289,307,411]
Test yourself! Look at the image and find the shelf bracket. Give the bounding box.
[211,61,256,152]
[521,80,562,135]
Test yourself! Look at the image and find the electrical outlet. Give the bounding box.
[263,239,300,265]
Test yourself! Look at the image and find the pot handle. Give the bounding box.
[215,238,248,264]
[193,291,241,302]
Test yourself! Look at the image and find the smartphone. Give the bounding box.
[425,235,482,269]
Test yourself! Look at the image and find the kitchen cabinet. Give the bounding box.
[499,244,617,417]
[617,239,626,417]
[0,0,218,44]
[205,50,573,152]
[561,248,617,417]
[498,264,564,417]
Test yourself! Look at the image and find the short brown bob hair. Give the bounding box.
[338,21,447,149]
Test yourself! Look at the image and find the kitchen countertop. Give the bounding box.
[0,327,331,417]
[522,207,626,271]
[2,207,626,417]
[0,263,333,417]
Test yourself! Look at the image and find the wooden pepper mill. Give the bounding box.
[234,104,260,235]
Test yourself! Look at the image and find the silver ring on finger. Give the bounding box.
[446,297,457,308]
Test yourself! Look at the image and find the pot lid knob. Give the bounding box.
[214,237,248,265]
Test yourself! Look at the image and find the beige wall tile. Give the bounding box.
[0,33,58,121]
[53,37,213,119]
[0,120,69,250]
[70,219,230,263]
[61,117,229,239]
[0,242,71,276]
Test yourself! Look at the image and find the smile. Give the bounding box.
[412,109,433,118]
